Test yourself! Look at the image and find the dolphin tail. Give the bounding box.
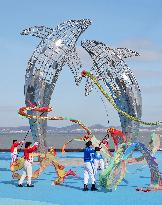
[84,78,95,96]
[20,26,54,39]
[67,49,83,85]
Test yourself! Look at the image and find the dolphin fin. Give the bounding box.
[20,26,54,39]
[67,49,82,85]
[85,78,95,96]
[114,48,140,59]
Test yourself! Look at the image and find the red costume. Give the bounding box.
[11,141,23,163]
[24,144,38,162]
[10,141,23,154]
[19,142,38,186]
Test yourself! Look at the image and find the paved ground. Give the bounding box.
[0,152,162,205]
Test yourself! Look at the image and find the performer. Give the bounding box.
[10,140,24,163]
[18,141,38,187]
[93,147,105,176]
[83,141,98,191]
[107,127,126,150]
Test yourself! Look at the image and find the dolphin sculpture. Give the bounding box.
[81,40,142,142]
[21,19,91,152]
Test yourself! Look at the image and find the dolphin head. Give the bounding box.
[23,20,92,95]
[20,19,92,43]
[49,19,92,48]
[81,40,102,56]
[77,19,92,31]
[81,39,97,48]
[46,19,92,86]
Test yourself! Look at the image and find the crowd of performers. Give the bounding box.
[10,127,126,190]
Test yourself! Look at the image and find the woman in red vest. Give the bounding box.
[18,141,38,187]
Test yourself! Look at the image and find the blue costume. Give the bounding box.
[84,147,96,186]
[84,147,95,162]
[93,151,105,174]
[93,152,103,160]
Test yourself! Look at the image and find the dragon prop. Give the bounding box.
[10,148,76,185]
[18,105,162,191]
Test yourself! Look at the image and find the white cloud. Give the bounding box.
[118,39,162,62]
[139,50,162,61]
[141,85,162,93]
[134,69,162,78]
[118,39,153,50]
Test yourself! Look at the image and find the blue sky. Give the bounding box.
[0,0,162,127]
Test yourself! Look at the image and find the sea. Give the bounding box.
[0,131,157,150]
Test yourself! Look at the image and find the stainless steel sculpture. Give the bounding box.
[22,19,91,152]
[81,40,142,141]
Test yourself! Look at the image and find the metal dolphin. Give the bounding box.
[21,19,91,152]
[81,40,142,142]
